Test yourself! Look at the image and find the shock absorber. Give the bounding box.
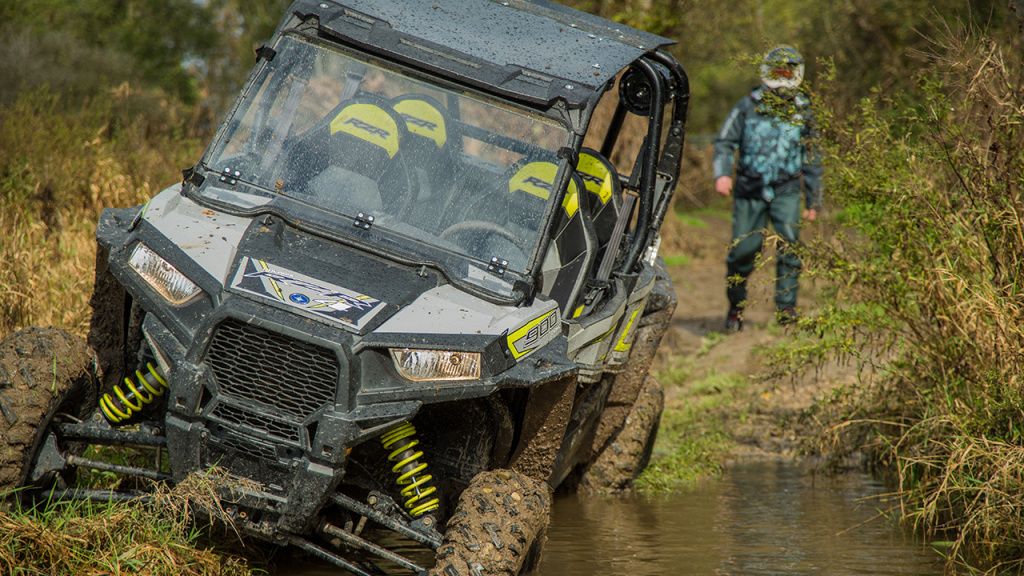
[379,422,440,518]
[98,362,169,426]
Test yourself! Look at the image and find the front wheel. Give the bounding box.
[0,327,96,490]
[429,469,551,576]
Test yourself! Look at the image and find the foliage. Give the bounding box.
[0,471,258,575]
[0,0,215,103]
[635,363,744,493]
[0,88,202,335]
[778,20,1024,572]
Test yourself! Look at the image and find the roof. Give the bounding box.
[288,0,675,108]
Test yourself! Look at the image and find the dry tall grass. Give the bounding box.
[0,86,202,336]
[796,26,1024,573]
[0,470,256,575]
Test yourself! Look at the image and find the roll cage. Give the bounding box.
[183,0,690,305]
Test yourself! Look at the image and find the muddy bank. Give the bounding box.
[639,204,852,490]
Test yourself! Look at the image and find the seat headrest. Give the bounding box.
[392,96,449,150]
[330,102,401,159]
[576,148,619,207]
[508,161,581,218]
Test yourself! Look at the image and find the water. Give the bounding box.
[282,461,942,575]
[537,461,942,576]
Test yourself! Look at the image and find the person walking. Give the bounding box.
[713,45,823,332]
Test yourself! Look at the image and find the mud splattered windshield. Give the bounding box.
[204,34,571,288]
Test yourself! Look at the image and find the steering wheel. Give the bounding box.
[440,220,519,245]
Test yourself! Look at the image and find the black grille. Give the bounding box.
[206,319,340,419]
[215,433,278,462]
[211,402,301,444]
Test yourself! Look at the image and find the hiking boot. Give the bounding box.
[776,306,799,326]
[725,307,744,332]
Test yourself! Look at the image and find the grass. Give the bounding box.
[0,88,201,337]
[0,471,259,576]
[674,212,708,229]
[662,253,691,268]
[0,86,253,574]
[636,356,750,493]
[782,28,1024,573]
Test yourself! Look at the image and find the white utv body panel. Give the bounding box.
[142,185,254,286]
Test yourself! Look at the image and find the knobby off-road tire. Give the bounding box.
[578,375,664,494]
[429,469,552,576]
[0,327,96,490]
[576,264,675,494]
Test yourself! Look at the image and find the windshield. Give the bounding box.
[205,34,571,281]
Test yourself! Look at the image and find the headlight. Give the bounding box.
[128,243,201,305]
[389,348,481,382]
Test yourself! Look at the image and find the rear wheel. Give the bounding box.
[578,375,664,493]
[429,469,551,576]
[0,327,96,490]
[577,265,675,493]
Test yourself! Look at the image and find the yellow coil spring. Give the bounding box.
[99,362,169,425]
[379,422,440,517]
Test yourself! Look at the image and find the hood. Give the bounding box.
[228,216,441,334]
[142,186,442,335]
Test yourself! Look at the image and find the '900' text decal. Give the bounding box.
[507,309,559,360]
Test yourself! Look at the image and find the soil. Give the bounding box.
[660,207,855,461]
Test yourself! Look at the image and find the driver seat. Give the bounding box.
[305,98,413,216]
[507,162,596,318]
[391,94,458,231]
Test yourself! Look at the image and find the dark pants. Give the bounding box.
[726,191,801,310]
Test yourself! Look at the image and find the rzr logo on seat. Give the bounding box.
[578,172,604,187]
[400,114,438,131]
[522,176,553,192]
[344,117,390,140]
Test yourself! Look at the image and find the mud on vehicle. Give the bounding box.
[0,1,688,573]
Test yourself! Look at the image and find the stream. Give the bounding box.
[285,460,942,575]
[537,460,942,575]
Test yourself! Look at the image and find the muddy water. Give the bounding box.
[284,461,942,575]
[538,461,942,576]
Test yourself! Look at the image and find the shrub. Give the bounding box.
[792,23,1024,572]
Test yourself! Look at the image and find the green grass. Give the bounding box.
[662,253,691,267]
[674,212,709,229]
[636,362,749,493]
[0,471,259,575]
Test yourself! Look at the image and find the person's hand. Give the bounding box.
[715,176,733,197]
[803,208,818,221]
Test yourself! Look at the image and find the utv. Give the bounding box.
[0,0,688,573]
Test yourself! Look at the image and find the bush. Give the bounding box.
[791,23,1024,572]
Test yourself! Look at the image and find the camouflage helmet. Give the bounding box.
[760,45,804,90]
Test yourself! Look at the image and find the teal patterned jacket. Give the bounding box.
[713,86,823,208]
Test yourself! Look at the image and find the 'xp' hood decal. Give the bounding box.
[231,257,387,330]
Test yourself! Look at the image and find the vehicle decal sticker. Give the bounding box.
[507,308,559,360]
[576,153,613,205]
[231,257,386,329]
[613,308,642,353]
[393,99,447,148]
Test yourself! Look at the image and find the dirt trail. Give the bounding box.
[655,208,853,462]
